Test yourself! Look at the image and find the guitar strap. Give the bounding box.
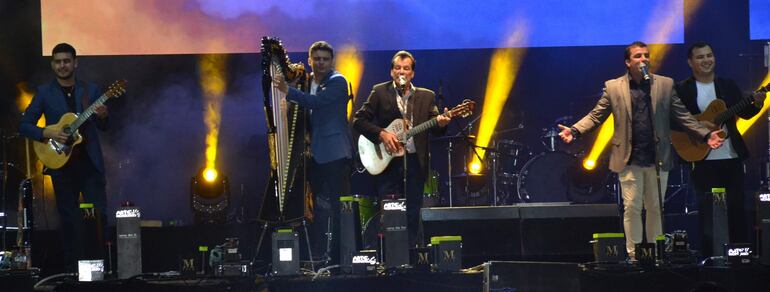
[79,80,91,142]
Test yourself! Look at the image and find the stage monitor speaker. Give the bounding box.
[339,196,362,273]
[484,261,580,292]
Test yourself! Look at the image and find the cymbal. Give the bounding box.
[431,135,475,142]
[495,127,524,135]
[451,172,485,179]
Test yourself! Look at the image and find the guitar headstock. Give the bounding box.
[757,83,770,94]
[106,79,127,98]
[448,99,476,118]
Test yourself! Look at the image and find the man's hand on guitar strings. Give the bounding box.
[43,128,69,144]
[707,129,725,149]
[379,130,402,154]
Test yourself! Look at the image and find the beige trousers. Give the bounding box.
[618,165,668,258]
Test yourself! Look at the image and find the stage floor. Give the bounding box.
[10,261,769,292]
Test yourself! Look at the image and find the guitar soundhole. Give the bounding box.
[63,126,72,135]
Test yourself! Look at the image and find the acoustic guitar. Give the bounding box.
[671,84,768,162]
[33,80,126,169]
[358,99,474,175]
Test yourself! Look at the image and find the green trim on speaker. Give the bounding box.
[277,228,293,233]
[655,235,665,241]
[79,203,94,209]
[711,187,726,193]
[198,246,209,252]
[431,236,462,245]
[339,196,354,202]
[592,233,624,239]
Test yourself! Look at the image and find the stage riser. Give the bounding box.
[422,204,621,264]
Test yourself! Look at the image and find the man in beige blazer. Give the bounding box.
[558,41,724,260]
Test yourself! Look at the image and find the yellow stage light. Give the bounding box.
[469,162,483,175]
[335,44,364,120]
[198,54,227,176]
[203,168,218,182]
[470,23,529,171]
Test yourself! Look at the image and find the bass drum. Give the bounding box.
[517,152,611,203]
[0,164,33,231]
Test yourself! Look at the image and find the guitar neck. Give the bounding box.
[714,86,768,125]
[71,93,110,130]
[404,116,441,140]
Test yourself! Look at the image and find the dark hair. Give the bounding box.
[52,43,76,59]
[687,42,712,59]
[391,50,415,70]
[624,41,647,61]
[309,41,334,59]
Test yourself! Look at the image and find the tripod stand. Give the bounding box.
[664,162,696,214]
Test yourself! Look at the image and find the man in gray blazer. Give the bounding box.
[558,41,724,260]
[274,41,352,265]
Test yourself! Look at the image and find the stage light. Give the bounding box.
[199,54,227,192]
[203,167,218,182]
[469,162,483,175]
[582,114,614,170]
[335,44,364,120]
[470,24,529,170]
[191,167,230,224]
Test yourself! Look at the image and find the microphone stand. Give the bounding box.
[1,129,6,252]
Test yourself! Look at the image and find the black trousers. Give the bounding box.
[376,153,425,247]
[49,154,107,271]
[308,157,351,264]
[691,158,748,257]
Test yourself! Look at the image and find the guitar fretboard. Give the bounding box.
[714,86,769,125]
[70,92,111,130]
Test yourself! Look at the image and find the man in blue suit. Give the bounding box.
[273,41,352,265]
[20,43,109,271]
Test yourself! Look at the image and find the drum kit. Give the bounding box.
[435,116,613,206]
[0,130,34,270]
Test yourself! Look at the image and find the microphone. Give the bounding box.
[639,62,651,81]
[397,76,407,88]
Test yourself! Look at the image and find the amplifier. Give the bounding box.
[351,250,378,275]
[382,199,408,268]
[215,261,250,277]
[339,196,362,273]
[759,191,770,265]
[271,228,299,276]
[703,188,729,257]
[116,206,142,278]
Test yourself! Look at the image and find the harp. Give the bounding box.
[257,37,312,224]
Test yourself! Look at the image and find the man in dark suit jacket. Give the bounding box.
[273,41,352,265]
[675,42,764,257]
[19,43,109,271]
[353,51,451,247]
